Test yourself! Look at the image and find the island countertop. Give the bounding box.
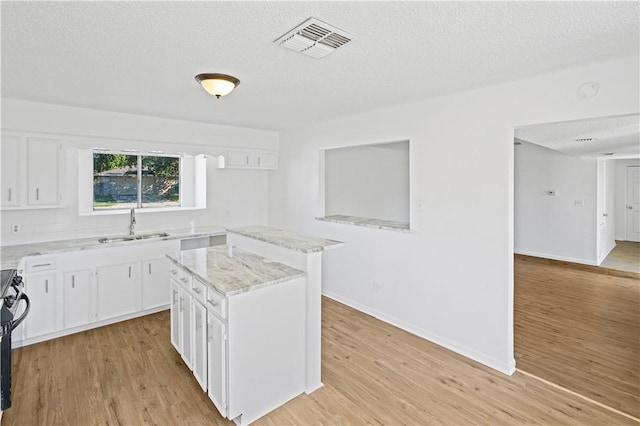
[0,226,227,270]
[166,245,305,297]
[227,225,344,253]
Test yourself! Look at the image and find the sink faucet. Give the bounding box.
[129,207,136,235]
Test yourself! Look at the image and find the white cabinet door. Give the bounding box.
[142,257,170,310]
[179,286,193,369]
[170,280,181,351]
[226,150,252,168]
[253,151,277,169]
[24,272,58,338]
[207,309,227,417]
[96,262,138,321]
[63,269,93,329]
[192,300,208,391]
[1,135,20,207]
[225,150,278,170]
[27,138,60,206]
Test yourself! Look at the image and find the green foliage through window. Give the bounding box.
[93,152,180,210]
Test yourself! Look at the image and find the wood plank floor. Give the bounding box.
[515,254,640,418]
[3,298,636,425]
[601,241,640,273]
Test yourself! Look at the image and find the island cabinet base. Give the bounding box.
[169,251,307,426]
[226,277,306,425]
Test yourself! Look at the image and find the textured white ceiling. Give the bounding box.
[516,114,640,159]
[2,1,639,131]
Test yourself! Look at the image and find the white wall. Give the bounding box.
[0,99,278,245]
[324,142,409,223]
[596,158,617,263]
[268,55,639,374]
[514,141,598,264]
[615,159,640,240]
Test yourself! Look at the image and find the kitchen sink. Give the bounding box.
[98,232,170,244]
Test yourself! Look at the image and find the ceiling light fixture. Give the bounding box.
[195,73,240,98]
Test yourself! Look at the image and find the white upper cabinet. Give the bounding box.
[1,135,20,207]
[28,138,61,206]
[224,149,278,170]
[0,133,63,209]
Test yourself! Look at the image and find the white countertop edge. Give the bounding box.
[166,252,306,297]
[227,226,345,253]
[315,216,411,233]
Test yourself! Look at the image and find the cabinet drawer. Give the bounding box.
[206,288,226,319]
[173,266,192,289]
[25,257,57,273]
[192,278,207,305]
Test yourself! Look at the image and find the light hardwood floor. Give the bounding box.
[601,240,640,273]
[515,254,640,418]
[4,297,636,425]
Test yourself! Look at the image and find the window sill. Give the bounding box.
[79,206,206,216]
[316,215,411,232]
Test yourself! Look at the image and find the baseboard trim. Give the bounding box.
[597,241,617,265]
[322,290,516,376]
[515,253,640,279]
[514,249,597,266]
[12,305,170,349]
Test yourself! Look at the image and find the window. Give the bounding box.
[93,152,180,210]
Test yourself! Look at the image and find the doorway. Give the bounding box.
[513,114,640,419]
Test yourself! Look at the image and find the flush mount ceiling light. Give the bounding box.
[195,73,240,98]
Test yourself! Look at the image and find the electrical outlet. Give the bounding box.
[574,200,585,207]
[11,224,20,234]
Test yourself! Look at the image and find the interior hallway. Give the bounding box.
[601,241,640,273]
[514,254,640,419]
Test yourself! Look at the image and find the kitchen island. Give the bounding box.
[227,225,344,393]
[167,245,307,425]
[167,226,344,425]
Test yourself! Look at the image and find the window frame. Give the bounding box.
[92,150,182,211]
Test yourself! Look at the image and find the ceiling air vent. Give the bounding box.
[275,18,353,59]
[575,137,596,142]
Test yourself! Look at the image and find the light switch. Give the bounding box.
[416,199,425,212]
[574,200,585,207]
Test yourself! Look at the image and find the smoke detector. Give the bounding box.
[275,18,352,59]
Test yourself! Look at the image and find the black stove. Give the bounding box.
[1,268,30,411]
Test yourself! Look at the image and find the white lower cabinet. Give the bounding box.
[170,280,181,351]
[179,284,193,369]
[207,303,227,416]
[96,262,138,321]
[23,272,58,338]
[13,239,182,348]
[142,257,170,310]
[169,259,306,425]
[62,269,93,329]
[192,299,208,391]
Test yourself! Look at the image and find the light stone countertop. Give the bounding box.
[166,245,305,297]
[316,215,410,232]
[0,226,227,270]
[227,225,344,253]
